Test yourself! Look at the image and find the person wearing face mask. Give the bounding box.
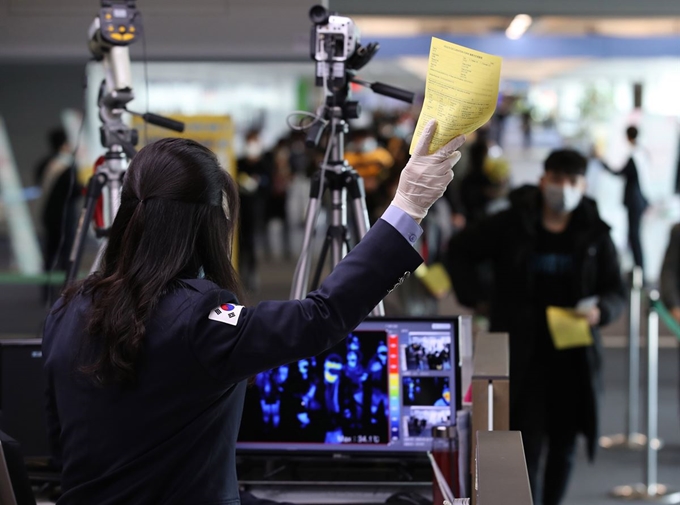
[447,149,625,505]
[237,129,272,292]
[345,128,395,221]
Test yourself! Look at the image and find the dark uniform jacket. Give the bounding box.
[42,219,422,505]
[447,185,625,458]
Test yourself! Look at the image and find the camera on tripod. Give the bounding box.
[87,0,184,157]
[309,5,378,93]
[290,6,416,314]
[306,5,414,140]
[88,0,140,154]
[66,0,185,284]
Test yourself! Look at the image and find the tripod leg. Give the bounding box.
[329,187,348,269]
[66,173,107,285]
[89,169,124,275]
[347,171,370,240]
[89,239,108,275]
[311,220,350,291]
[310,230,333,291]
[347,171,385,316]
[290,172,323,300]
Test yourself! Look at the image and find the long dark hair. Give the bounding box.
[61,138,242,385]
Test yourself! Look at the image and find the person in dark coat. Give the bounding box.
[237,129,272,292]
[448,149,625,505]
[596,126,649,273]
[35,127,82,301]
[659,222,680,411]
[660,223,680,323]
[42,122,464,505]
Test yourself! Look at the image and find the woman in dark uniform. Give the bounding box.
[42,119,464,505]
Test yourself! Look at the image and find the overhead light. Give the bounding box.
[506,14,532,40]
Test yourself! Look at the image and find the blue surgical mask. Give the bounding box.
[361,138,378,153]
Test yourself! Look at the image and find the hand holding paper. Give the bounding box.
[575,296,601,326]
[392,119,465,221]
[410,38,503,155]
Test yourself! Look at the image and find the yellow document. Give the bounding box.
[410,38,503,154]
[414,263,452,299]
[546,307,594,350]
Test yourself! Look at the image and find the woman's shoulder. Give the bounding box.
[178,278,222,294]
[170,279,240,310]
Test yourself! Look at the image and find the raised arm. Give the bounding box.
[190,120,465,383]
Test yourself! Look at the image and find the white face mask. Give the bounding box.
[245,141,262,160]
[544,183,583,213]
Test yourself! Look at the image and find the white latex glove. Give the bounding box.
[391,119,465,222]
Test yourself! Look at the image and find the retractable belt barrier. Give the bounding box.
[611,290,680,503]
[600,266,646,450]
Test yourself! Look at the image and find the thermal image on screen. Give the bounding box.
[238,319,459,453]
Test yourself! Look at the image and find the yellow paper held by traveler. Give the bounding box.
[546,306,594,350]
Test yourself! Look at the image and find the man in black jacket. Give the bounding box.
[448,149,625,505]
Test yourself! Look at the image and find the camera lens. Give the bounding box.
[309,5,329,25]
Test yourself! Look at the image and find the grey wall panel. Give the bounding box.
[331,0,680,16]
[0,0,320,61]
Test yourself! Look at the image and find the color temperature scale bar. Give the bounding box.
[388,334,400,441]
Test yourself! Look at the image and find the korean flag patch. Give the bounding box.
[209,303,244,326]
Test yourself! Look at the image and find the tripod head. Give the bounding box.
[88,0,184,159]
[306,5,416,150]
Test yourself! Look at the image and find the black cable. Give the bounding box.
[138,11,150,145]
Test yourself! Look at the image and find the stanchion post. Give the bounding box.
[611,290,680,503]
[628,266,643,441]
[645,299,659,494]
[600,266,646,450]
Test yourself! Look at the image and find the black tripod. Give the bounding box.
[290,81,414,317]
[65,83,183,284]
[290,98,373,304]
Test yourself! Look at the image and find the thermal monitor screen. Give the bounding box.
[237,318,460,453]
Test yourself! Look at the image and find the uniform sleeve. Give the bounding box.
[380,205,423,246]
[189,219,423,384]
[660,224,680,310]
